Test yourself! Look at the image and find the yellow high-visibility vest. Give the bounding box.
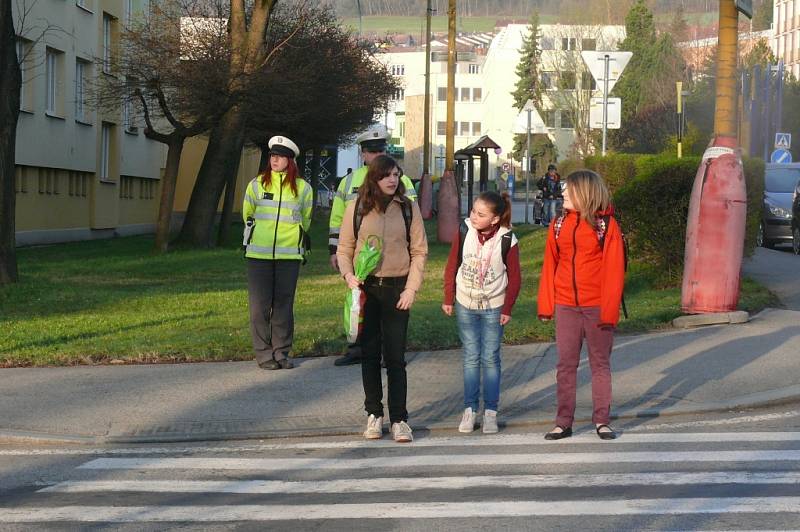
[242,171,312,260]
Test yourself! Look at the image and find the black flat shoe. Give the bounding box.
[334,354,361,366]
[258,359,280,370]
[596,424,616,440]
[544,426,572,440]
[277,358,294,369]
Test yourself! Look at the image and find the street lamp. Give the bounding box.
[522,99,536,224]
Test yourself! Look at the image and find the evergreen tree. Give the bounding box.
[669,3,689,43]
[510,11,555,167]
[752,0,773,32]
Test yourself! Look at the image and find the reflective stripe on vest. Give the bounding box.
[253,212,303,224]
[246,244,305,256]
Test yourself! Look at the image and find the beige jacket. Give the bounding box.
[337,196,428,292]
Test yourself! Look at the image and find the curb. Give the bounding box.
[3,384,800,445]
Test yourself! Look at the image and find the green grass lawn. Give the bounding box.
[0,212,777,366]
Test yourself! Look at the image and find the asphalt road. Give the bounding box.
[3,405,800,530]
[743,246,800,310]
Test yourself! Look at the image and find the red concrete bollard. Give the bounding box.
[437,170,460,244]
[681,136,747,313]
[419,173,433,220]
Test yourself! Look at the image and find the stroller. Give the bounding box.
[532,189,544,225]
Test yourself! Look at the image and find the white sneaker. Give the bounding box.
[391,421,413,443]
[458,407,476,433]
[363,414,383,439]
[482,409,498,434]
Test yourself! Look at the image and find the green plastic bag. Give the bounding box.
[343,236,382,342]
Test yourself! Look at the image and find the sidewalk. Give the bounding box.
[1,305,798,445]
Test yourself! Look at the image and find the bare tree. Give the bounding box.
[176,0,280,248]
[91,2,230,253]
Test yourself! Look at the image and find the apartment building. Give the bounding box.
[378,24,625,177]
[13,0,165,246]
[773,0,800,78]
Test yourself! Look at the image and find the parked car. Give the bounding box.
[759,163,800,249]
[792,178,800,255]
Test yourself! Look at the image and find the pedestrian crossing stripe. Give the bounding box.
[6,431,800,456]
[3,498,800,522]
[38,471,800,494]
[78,450,800,471]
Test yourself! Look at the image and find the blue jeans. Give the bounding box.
[455,303,503,412]
[542,199,561,227]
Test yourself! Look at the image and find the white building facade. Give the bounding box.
[773,0,800,78]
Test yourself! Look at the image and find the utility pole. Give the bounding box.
[445,0,456,171]
[423,0,433,175]
[713,0,739,138]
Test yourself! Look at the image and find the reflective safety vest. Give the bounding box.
[242,171,313,261]
[327,165,417,253]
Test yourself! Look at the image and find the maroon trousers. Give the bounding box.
[554,304,614,427]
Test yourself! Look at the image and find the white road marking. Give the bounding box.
[3,498,800,522]
[630,411,800,430]
[38,471,800,494]
[78,450,800,471]
[6,431,800,455]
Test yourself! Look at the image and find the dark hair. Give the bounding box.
[261,157,299,196]
[357,154,406,214]
[476,190,512,228]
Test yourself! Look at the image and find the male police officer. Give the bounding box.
[328,124,417,366]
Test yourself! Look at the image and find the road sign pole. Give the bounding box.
[776,61,784,133]
[602,54,610,156]
[525,109,531,224]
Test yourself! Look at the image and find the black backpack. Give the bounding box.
[554,213,629,319]
[457,220,514,268]
[353,195,412,248]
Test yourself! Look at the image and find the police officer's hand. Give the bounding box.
[396,289,416,310]
[344,272,361,289]
[330,254,340,271]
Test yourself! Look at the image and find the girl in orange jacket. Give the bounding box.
[537,170,625,440]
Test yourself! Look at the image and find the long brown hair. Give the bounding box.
[477,191,512,228]
[261,157,300,196]
[357,154,406,214]
[565,170,610,228]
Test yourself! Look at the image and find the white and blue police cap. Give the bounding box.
[268,135,300,158]
[355,125,389,152]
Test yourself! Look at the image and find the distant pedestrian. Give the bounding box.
[537,170,625,440]
[337,155,428,443]
[242,135,312,370]
[536,164,562,227]
[442,191,521,434]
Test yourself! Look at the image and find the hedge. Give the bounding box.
[588,154,764,278]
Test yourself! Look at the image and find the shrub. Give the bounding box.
[613,154,765,277]
[584,153,640,193]
[555,158,585,179]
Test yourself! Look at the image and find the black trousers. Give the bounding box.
[246,258,301,364]
[360,278,410,423]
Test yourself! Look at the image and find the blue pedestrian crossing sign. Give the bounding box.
[775,133,791,150]
[770,149,793,164]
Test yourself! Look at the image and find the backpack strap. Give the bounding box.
[500,231,513,266]
[457,219,469,266]
[353,196,362,240]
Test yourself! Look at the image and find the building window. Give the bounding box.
[391,64,405,76]
[123,0,133,27]
[543,110,556,128]
[460,87,471,101]
[38,168,60,195]
[472,87,482,102]
[581,39,596,51]
[472,122,481,136]
[16,38,32,111]
[139,178,155,200]
[460,121,470,136]
[120,176,134,199]
[45,48,63,115]
[398,121,405,138]
[75,59,89,122]
[437,121,446,136]
[541,71,556,90]
[14,167,28,194]
[68,171,88,197]
[468,63,480,74]
[540,37,555,50]
[103,14,114,74]
[560,71,577,90]
[437,87,447,101]
[391,88,405,101]
[561,38,577,51]
[100,122,113,181]
[581,71,597,91]
[560,110,574,129]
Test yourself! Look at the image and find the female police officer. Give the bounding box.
[243,135,313,370]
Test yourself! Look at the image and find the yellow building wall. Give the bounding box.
[118,177,161,225]
[14,167,92,231]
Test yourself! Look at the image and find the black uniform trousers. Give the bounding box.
[360,276,410,424]
[246,258,301,364]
